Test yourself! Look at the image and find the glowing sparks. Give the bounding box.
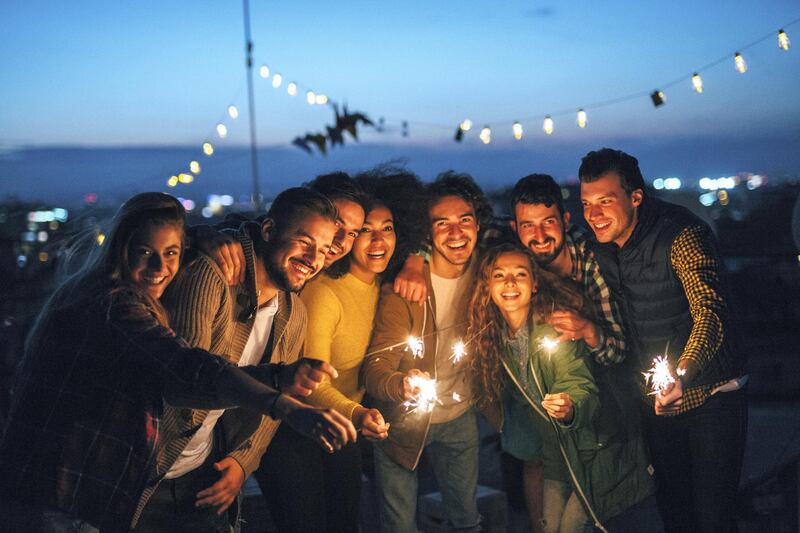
[402,376,439,413]
[539,336,560,354]
[643,355,675,395]
[452,392,462,402]
[406,336,424,358]
[450,340,467,364]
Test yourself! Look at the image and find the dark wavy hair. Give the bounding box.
[511,173,565,217]
[304,171,371,213]
[467,241,589,409]
[326,166,428,281]
[578,148,646,196]
[427,171,493,237]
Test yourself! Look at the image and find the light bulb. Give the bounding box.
[692,73,704,93]
[460,119,472,132]
[189,161,201,174]
[216,123,228,138]
[259,65,269,78]
[287,82,297,96]
[734,53,747,74]
[577,109,587,128]
[227,105,239,119]
[512,121,523,140]
[479,126,491,144]
[778,29,790,51]
[306,91,316,105]
[543,116,554,135]
[202,142,214,156]
[271,73,282,88]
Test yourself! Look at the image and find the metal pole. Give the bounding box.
[242,0,261,210]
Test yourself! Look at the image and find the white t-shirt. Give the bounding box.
[165,295,279,479]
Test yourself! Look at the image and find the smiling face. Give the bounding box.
[488,251,535,331]
[264,213,337,293]
[324,198,366,268]
[512,202,569,267]
[128,223,182,300]
[349,205,397,283]
[580,171,642,247]
[429,195,479,278]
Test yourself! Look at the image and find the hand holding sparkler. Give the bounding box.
[542,392,574,423]
[402,370,439,414]
[402,368,432,401]
[352,406,390,440]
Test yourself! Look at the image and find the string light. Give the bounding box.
[734,52,748,73]
[512,121,523,140]
[189,160,201,174]
[306,91,316,105]
[167,175,179,187]
[287,82,297,96]
[96,233,106,246]
[778,29,791,51]
[202,142,214,156]
[178,173,194,184]
[216,123,228,138]
[406,336,424,358]
[543,115,554,135]
[227,105,239,119]
[402,375,439,414]
[577,109,587,128]
[315,94,329,105]
[651,90,666,107]
[692,73,704,93]
[259,65,269,78]
[271,73,283,88]
[450,340,467,364]
[460,119,472,132]
[479,126,491,144]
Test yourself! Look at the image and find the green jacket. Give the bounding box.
[502,318,655,526]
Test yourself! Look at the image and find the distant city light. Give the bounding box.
[699,192,716,207]
[189,161,201,174]
[201,207,214,219]
[203,142,214,156]
[543,115,554,135]
[479,126,491,144]
[512,121,523,140]
[53,208,68,222]
[653,178,664,190]
[259,65,269,78]
[179,198,195,211]
[664,177,682,190]
[216,123,228,138]
[17,255,27,268]
[271,73,283,88]
[22,232,36,242]
[96,233,106,246]
[460,119,472,132]
[577,109,587,128]
[747,174,764,189]
[227,105,239,119]
[778,29,790,51]
[692,73,704,93]
[220,195,234,206]
[287,82,297,96]
[699,177,737,190]
[84,193,98,204]
[306,91,316,105]
[39,252,49,263]
[718,190,730,206]
[734,53,747,74]
[37,231,48,243]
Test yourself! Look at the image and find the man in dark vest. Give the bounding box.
[578,148,747,533]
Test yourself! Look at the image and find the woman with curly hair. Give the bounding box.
[258,168,429,533]
[468,241,659,533]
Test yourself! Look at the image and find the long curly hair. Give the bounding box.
[467,240,590,409]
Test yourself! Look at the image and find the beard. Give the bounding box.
[528,237,565,267]
[257,237,303,294]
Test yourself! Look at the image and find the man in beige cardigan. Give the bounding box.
[144,187,356,532]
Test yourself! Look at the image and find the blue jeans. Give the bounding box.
[0,499,99,533]
[373,409,480,533]
[594,495,664,533]
[542,479,591,533]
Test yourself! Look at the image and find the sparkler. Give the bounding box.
[539,336,560,355]
[406,336,424,359]
[402,375,439,414]
[450,340,467,364]
[643,355,675,395]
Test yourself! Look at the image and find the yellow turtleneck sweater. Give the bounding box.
[301,272,379,421]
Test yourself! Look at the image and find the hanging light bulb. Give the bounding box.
[512,121,523,140]
[271,74,283,88]
[189,161,201,174]
[479,126,491,144]
[306,91,316,105]
[577,109,587,128]
[651,90,666,107]
[259,65,270,78]
[227,105,239,119]
[692,73,704,93]
[460,119,472,132]
[167,175,179,187]
[178,173,194,184]
[315,94,328,105]
[202,142,214,156]
[778,29,790,51]
[733,53,747,74]
[543,116,554,135]
[287,82,297,96]
[216,123,228,138]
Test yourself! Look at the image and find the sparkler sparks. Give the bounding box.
[643,355,675,395]
[402,375,439,414]
[452,391,462,402]
[450,340,467,364]
[406,336,424,359]
[539,336,560,354]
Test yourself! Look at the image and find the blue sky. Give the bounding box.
[1,1,799,203]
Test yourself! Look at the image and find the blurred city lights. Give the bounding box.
[653,178,664,190]
[664,177,682,190]
[96,233,106,246]
[699,177,737,190]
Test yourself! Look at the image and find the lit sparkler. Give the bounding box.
[450,340,467,364]
[643,355,675,395]
[406,336,424,359]
[539,336,560,355]
[402,375,439,414]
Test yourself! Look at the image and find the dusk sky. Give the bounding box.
[2,1,799,205]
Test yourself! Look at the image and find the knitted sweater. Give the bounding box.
[301,272,379,420]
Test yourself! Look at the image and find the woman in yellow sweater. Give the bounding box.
[259,169,429,533]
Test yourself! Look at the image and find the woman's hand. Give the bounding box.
[193,225,246,285]
[542,392,574,423]
[352,406,390,440]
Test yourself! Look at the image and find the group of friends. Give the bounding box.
[0,148,747,533]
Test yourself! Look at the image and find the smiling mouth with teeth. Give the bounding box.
[141,275,166,284]
[290,260,315,277]
[366,250,386,259]
[445,241,468,250]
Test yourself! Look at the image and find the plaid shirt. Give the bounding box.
[0,281,232,532]
[566,228,627,366]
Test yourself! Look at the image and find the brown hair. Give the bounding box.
[467,241,589,409]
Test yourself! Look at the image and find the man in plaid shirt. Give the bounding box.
[579,148,747,533]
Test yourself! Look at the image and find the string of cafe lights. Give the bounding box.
[165,17,798,189]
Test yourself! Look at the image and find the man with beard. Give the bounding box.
[579,149,746,533]
[364,172,493,533]
[144,187,357,532]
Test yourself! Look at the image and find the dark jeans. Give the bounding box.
[0,499,99,533]
[642,389,747,533]
[133,451,234,533]
[255,423,362,533]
